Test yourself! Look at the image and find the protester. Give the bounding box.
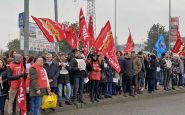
[7,54,26,115]
[137,51,146,92]
[58,52,73,107]
[70,49,87,104]
[44,53,60,95]
[87,53,101,102]
[103,58,115,98]
[147,54,157,93]
[161,53,172,91]
[29,56,50,115]
[131,51,142,95]
[0,57,8,115]
[116,51,124,94]
[122,53,134,97]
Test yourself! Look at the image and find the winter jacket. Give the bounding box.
[29,67,48,96]
[104,61,115,82]
[69,57,87,78]
[44,61,60,87]
[121,57,134,79]
[0,68,9,97]
[132,56,142,75]
[147,59,157,79]
[87,60,101,81]
[138,55,146,72]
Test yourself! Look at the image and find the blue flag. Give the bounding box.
[153,34,166,58]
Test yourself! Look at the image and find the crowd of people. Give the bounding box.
[0,49,185,115]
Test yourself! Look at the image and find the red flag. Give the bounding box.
[172,29,183,54]
[124,33,134,53]
[65,26,79,49]
[18,56,26,115]
[32,16,65,42]
[93,21,121,73]
[88,16,95,47]
[79,8,91,56]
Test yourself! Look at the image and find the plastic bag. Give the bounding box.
[41,93,57,109]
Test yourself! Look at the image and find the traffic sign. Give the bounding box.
[19,12,24,28]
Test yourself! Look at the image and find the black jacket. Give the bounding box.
[44,61,60,87]
[0,68,9,97]
[69,58,87,78]
[147,59,157,79]
[121,57,134,79]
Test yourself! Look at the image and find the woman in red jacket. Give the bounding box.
[87,53,101,103]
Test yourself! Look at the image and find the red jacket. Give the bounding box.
[88,61,101,80]
[26,64,48,89]
[9,63,24,88]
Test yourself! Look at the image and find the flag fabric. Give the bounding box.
[124,33,134,53]
[153,34,167,58]
[93,21,121,73]
[172,29,184,55]
[18,56,26,115]
[88,16,95,47]
[32,16,65,43]
[79,8,91,56]
[65,26,79,49]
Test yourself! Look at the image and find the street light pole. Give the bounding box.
[54,0,59,52]
[169,0,171,50]
[24,0,29,55]
[115,0,117,49]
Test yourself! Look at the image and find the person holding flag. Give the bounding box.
[7,54,27,115]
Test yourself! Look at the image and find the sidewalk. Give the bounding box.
[42,86,185,114]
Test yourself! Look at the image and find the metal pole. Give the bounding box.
[169,0,171,50]
[24,0,29,55]
[115,0,117,49]
[54,0,59,52]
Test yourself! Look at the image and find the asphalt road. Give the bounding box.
[51,93,185,115]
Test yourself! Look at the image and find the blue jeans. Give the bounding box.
[0,96,6,112]
[51,87,58,95]
[148,78,155,92]
[58,83,71,102]
[105,82,112,96]
[73,77,84,101]
[30,96,42,115]
[139,72,145,88]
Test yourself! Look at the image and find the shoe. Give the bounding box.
[59,102,63,107]
[108,96,112,98]
[90,98,94,103]
[172,87,176,90]
[179,86,184,89]
[65,101,73,105]
[129,94,135,97]
[79,100,86,104]
[104,95,108,98]
[95,99,99,102]
[72,101,78,105]
[50,108,55,111]
[124,93,128,97]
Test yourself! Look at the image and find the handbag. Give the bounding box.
[41,93,58,109]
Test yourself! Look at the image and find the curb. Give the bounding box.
[42,88,185,114]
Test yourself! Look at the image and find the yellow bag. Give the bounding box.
[41,93,58,109]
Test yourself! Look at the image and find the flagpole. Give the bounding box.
[115,0,117,49]
[169,0,171,50]
[54,0,59,52]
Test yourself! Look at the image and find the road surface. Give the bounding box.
[51,93,185,115]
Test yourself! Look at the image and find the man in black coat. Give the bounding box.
[69,49,87,104]
[44,53,60,94]
[121,53,135,97]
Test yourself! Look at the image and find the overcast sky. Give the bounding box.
[0,0,185,50]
